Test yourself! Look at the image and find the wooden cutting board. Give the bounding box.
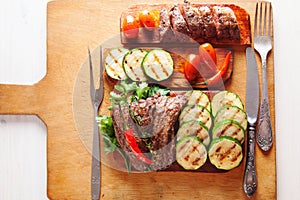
[0,0,276,199]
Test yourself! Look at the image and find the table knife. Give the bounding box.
[243,47,259,197]
[89,47,104,200]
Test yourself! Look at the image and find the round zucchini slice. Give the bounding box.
[208,136,243,170]
[142,49,174,81]
[212,119,245,144]
[123,48,148,82]
[214,105,247,131]
[104,47,129,80]
[179,105,212,129]
[176,136,207,170]
[185,90,211,113]
[177,120,210,146]
[211,90,244,116]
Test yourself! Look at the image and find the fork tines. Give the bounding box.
[255,1,273,37]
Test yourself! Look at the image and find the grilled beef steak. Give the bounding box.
[158,1,240,42]
[112,105,150,171]
[112,93,187,171]
[182,1,216,40]
[198,6,217,39]
[159,8,177,42]
[169,4,190,42]
[212,6,240,40]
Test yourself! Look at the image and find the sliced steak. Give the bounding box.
[198,6,217,39]
[150,95,187,170]
[213,6,240,40]
[128,93,187,171]
[169,4,190,42]
[181,0,217,40]
[159,8,177,42]
[112,105,150,171]
[182,0,204,40]
[113,92,187,171]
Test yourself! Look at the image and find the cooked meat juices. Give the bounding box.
[112,93,187,171]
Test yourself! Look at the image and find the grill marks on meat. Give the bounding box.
[112,94,187,171]
[159,1,240,42]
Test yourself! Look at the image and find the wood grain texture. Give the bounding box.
[0,0,276,199]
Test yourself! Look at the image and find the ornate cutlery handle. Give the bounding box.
[257,58,273,151]
[243,123,257,197]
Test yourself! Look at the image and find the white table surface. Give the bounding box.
[1,0,300,199]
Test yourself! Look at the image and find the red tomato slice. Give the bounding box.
[184,54,201,82]
[199,43,217,64]
[122,15,139,39]
[139,10,159,31]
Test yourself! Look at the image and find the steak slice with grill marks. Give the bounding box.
[112,93,187,171]
[112,105,150,171]
[149,94,187,170]
[130,93,188,170]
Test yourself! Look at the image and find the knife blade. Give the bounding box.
[243,47,259,197]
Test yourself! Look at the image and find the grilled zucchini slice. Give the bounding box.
[179,105,212,129]
[211,91,244,116]
[177,120,210,146]
[123,48,148,81]
[214,106,247,131]
[142,49,174,81]
[104,47,129,80]
[208,136,243,170]
[185,90,211,113]
[176,136,207,170]
[212,119,245,144]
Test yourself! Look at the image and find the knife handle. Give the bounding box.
[243,123,257,197]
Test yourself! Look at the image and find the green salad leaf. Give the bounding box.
[97,115,131,173]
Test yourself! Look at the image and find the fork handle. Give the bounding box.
[91,107,101,200]
[257,57,273,151]
[243,123,257,197]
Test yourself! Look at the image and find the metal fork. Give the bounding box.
[89,46,104,200]
[254,1,273,152]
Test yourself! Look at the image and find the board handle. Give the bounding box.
[0,84,40,115]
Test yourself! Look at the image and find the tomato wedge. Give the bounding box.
[184,54,201,82]
[122,15,139,39]
[139,10,160,31]
[199,43,217,64]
